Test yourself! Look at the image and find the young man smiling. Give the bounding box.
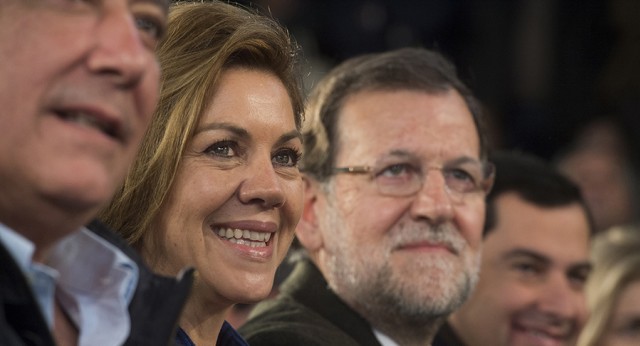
[434,151,593,346]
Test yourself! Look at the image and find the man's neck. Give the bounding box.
[379,319,443,346]
[368,313,445,346]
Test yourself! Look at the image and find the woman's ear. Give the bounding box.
[296,176,324,252]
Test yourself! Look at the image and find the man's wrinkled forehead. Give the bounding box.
[334,89,478,148]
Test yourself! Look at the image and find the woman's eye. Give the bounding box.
[204,141,236,158]
[272,148,301,167]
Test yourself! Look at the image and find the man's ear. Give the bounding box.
[296,176,324,252]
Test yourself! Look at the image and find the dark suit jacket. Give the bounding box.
[0,220,193,346]
[432,321,467,346]
[239,259,381,346]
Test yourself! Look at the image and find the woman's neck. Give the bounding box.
[180,298,231,346]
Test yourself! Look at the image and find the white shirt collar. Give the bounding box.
[373,328,401,346]
[0,223,139,346]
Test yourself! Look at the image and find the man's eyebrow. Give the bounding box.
[502,248,550,265]
[447,156,484,166]
[386,149,415,159]
[381,151,482,165]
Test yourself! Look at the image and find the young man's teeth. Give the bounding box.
[64,111,94,125]
[529,329,553,340]
[217,228,271,246]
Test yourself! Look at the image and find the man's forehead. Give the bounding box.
[135,0,170,13]
[159,0,170,12]
[486,196,591,263]
[487,231,590,262]
[496,246,591,272]
[493,193,591,233]
[336,89,476,132]
[333,92,481,163]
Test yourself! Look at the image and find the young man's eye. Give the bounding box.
[617,318,640,336]
[272,148,301,167]
[512,262,543,277]
[568,268,590,288]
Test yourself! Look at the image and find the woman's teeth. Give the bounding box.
[217,228,271,247]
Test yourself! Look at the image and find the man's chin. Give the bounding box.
[44,186,110,220]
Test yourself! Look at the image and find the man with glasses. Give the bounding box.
[239,47,494,346]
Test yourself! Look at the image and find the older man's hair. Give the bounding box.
[302,47,488,181]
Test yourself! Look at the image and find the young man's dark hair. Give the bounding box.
[484,151,595,235]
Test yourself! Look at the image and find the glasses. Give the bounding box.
[332,158,495,203]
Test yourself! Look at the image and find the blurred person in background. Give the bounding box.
[555,116,640,233]
[578,224,640,346]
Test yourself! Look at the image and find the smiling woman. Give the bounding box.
[98,1,304,345]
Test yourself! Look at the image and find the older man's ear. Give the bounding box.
[296,176,324,252]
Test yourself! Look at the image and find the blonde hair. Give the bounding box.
[99,1,303,251]
[577,225,640,346]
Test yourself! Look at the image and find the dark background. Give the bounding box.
[236,0,640,161]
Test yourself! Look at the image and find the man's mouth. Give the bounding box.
[56,110,121,140]
[216,228,272,247]
[397,241,458,254]
[512,323,571,346]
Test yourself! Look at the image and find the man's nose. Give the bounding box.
[538,272,585,322]
[87,7,151,88]
[409,169,454,223]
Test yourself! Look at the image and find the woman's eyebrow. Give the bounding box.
[276,130,303,146]
[195,122,250,138]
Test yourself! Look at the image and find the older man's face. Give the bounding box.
[314,89,486,322]
[0,0,167,246]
